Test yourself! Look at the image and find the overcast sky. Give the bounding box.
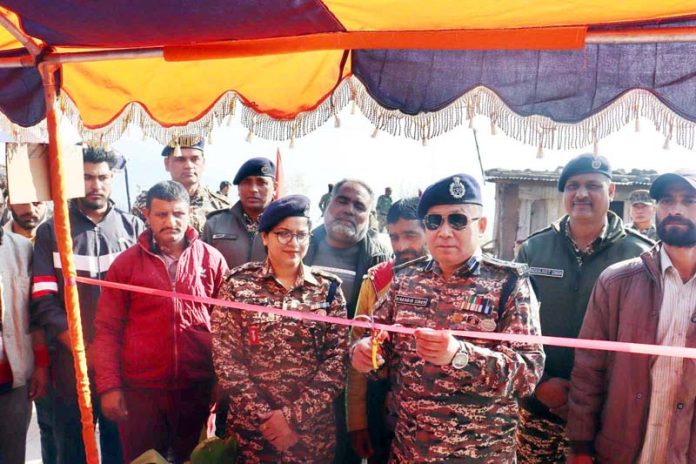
[58,106,695,232]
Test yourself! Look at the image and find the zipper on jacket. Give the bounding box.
[141,242,182,385]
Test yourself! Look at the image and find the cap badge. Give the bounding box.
[591,159,602,170]
[261,165,271,175]
[449,176,466,199]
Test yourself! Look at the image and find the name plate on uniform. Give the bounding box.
[395,294,429,307]
[529,267,564,278]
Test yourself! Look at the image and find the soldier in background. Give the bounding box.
[202,157,275,269]
[212,195,348,463]
[375,187,393,232]
[627,189,658,240]
[131,135,231,232]
[352,173,544,463]
[347,197,427,463]
[218,180,232,198]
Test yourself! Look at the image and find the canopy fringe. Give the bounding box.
[351,78,696,152]
[2,76,693,153]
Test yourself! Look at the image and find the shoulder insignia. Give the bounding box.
[226,261,262,277]
[481,254,528,276]
[393,255,430,273]
[524,224,555,242]
[206,208,230,219]
[311,267,343,285]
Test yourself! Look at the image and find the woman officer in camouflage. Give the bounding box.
[211,195,349,463]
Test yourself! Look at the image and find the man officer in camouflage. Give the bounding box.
[515,154,654,463]
[202,157,275,269]
[352,173,545,463]
[132,135,231,232]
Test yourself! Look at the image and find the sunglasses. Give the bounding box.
[423,213,480,231]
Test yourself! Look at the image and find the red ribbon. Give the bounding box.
[76,276,696,360]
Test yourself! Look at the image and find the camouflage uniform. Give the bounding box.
[375,195,393,232]
[131,185,231,233]
[628,222,658,241]
[211,261,349,464]
[370,255,544,464]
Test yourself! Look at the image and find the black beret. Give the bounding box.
[650,169,696,200]
[258,195,311,233]
[233,157,276,185]
[161,134,205,157]
[558,153,612,192]
[417,173,482,219]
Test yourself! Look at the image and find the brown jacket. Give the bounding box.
[567,245,696,463]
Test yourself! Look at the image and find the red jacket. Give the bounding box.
[93,227,228,394]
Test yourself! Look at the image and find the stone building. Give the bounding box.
[486,168,658,260]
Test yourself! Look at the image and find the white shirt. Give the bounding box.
[638,247,696,463]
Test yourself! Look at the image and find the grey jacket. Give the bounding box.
[0,231,33,387]
[304,226,390,317]
[201,202,266,269]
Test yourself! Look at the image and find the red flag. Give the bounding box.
[274,147,285,199]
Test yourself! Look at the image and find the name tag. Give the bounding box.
[212,233,238,240]
[395,294,430,307]
[529,267,564,278]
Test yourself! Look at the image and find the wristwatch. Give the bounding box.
[450,340,469,369]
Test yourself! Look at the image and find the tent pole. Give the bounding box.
[0,12,42,56]
[38,62,100,464]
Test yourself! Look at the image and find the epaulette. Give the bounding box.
[226,261,262,277]
[481,254,528,276]
[394,254,430,273]
[311,267,343,285]
[624,227,657,246]
[523,224,555,242]
[206,208,230,219]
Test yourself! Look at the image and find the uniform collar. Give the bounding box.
[427,254,481,277]
[261,259,319,288]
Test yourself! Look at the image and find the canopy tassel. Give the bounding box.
[663,121,674,150]
[592,128,599,155]
[634,104,640,132]
[490,113,497,135]
[246,116,256,143]
[334,115,341,128]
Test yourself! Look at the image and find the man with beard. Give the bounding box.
[94,181,227,464]
[567,169,696,464]
[515,154,654,463]
[304,179,391,464]
[347,197,427,463]
[3,196,47,242]
[31,147,145,464]
[132,135,231,232]
[202,157,275,269]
